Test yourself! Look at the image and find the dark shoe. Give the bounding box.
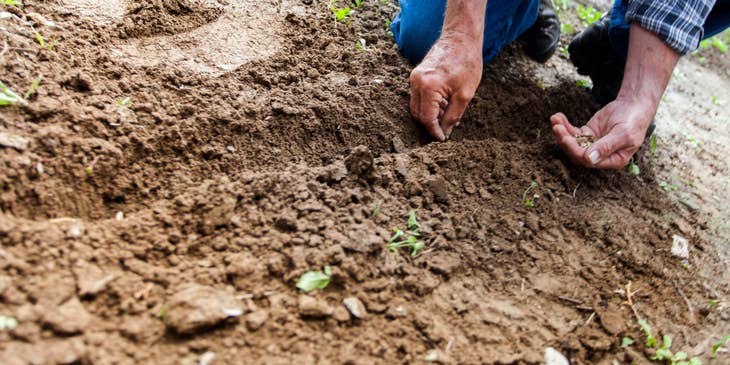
[568,14,656,140]
[524,0,561,63]
[568,13,624,106]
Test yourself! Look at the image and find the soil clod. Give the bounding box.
[165,285,243,334]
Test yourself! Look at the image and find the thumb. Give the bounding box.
[441,92,471,138]
[584,129,633,168]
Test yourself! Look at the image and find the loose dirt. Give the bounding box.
[0,0,728,364]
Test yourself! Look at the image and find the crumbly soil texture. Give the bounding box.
[1,1,728,364]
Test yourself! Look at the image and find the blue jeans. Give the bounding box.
[608,0,730,60]
[390,0,540,64]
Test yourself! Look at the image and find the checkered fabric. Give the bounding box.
[625,0,716,54]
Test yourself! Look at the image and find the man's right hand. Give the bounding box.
[409,33,483,141]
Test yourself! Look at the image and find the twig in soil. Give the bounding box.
[585,311,596,326]
[572,183,581,198]
[624,282,642,320]
[559,296,583,305]
[672,279,695,319]
[0,38,7,61]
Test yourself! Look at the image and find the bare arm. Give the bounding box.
[551,24,681,169]
[409,0,487,141]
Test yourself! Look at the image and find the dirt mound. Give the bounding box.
[0,1,728,364]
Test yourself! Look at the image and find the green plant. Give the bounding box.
[34,31,54,51]
[156,304,169,322]
[561,22,575,35]
[576,78,591,89]
[637,319,702,365]
[329,1,352,22]
[554,0,571,10]
[117,97,132,107]
[622,336,635,348]
[522,181,539,207]
[371,201,381,218]
[712,334,730,357]
[387,210,425,257]
[577,4,601,26]
[3,0,22,5]
[627,159,640,176]
[24,76,42,99]
[296,266,332,292]
[352,0,364,7]
[0,81,23,106]
[650,134,657,155]
[659,182,678,191]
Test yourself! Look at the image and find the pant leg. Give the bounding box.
[608,0,730,60]
[390,0,540,65]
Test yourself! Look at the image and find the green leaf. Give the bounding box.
[371,201,381,218]
[407,210,420,230]
[627,160,640,176]
[296,266,332,292]
[621,336,635,347]
[35,31,45,47]
[712,334,730,356]
[674,351,687,361]
[650,134,657,155]
[24,76,42,99]
[661,335,673,350]
[3,0,22,5]
[688,357,702,365]
[638,319,657,348]
[0,80,22,106]
[156,304,169,322]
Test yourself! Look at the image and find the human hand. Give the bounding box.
[550,97,656,169]
[409,34,483,141]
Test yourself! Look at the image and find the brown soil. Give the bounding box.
[1,1,728,364]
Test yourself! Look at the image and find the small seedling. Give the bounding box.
[659,181,678,191]
[711,95,725,106]
[156,304,169,322]
[650,134,657,155]
[638,319,657,348]
[554,0,571,10]
[371,201,381,218]
[296,266,332,292]
[522,181,539,207]
[577,4,601,26]
[561,22,575,35]
[329,1,352,22]
[712,334,730,357]
[0,80,23,106]
[24,76,42,99]
[352,0,363,7]
[576,78,591,89]
[627,159,640,176]
[708,299,720,307]
[621,336,635,348]
[387,210,426,257]
[34,31,54,51]
[0,316,18,331]
[637,319,702,364]
[3,0,22,5]
[117,97,132,107]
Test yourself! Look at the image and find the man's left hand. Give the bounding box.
[550,96,655,169]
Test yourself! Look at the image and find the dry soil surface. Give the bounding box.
[0,1,728,364]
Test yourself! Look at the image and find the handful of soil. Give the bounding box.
[575,134,597,149]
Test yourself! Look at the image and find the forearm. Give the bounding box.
[442,0,488,43]
[617,24,681,111]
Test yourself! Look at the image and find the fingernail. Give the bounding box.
[588,150,600,164]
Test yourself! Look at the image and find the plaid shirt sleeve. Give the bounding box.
[625,0,716,54]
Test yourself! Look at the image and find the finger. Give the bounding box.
[439,98,449,110]
[584,130,635,169]
[552,124,586,164]
[441,92,471,138]
[418,91,446,141]
[550,113,582,136]
[409,86,421,122]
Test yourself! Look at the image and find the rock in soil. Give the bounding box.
[544,347,569,365]
[73,264,117,296]
[165,284,243,334]
[298,295,333,318]
[344,145,374,177]
[245,310,268,331]
[342,297,367,319]
[332,306,351,322]
[42,298,92,335]
[0,131,30,150]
